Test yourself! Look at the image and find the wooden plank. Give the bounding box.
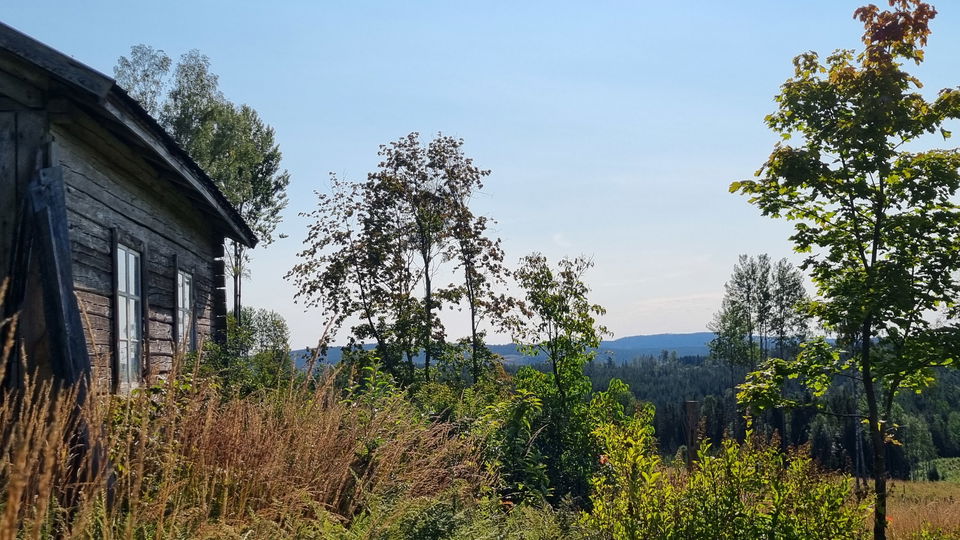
[101,96,256,248]
[148,339,173,356]
[148,319,172,340]
[54,122,207,230]
[148,308,173,324]
[28,166,91,388]
[0,51,49,94]
[0,97,29,111]
[72,261,112,295]
[140,241,150,381]
[172,253,179,347]
[74,289,110,318]
[110,227,118,393]
[0,112,15,281]
[69,224,111,254]
[16,110,45,190]
[0,68,43,108]
[62,164,214,262]
[72,244,112,273]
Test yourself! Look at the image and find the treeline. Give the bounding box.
[578,356,960,479]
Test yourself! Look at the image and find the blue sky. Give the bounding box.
[5,2,960,348]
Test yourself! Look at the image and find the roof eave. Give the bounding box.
[0,20,258,249]
[105,90,258,248]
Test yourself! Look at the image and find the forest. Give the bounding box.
[2,0,960,539]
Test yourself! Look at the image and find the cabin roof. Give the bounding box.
[0,21,258,248]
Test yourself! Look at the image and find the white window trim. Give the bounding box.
[176,268,196,353]
[116,243,142,392]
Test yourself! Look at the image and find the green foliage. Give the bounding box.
[483,387,552,504]
[115,47,290,251]
[112,44,171,117]
[909,527,960,540]
[710,255,809,372]
[918,458,960,483]
[708,298,754,370]
[203,306,293,395]
[586,416,868,539]
[508,254,608,407]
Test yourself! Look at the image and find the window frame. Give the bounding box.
[115,242,143,392]
[175,266,196,353]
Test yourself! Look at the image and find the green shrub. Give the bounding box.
[910,527,960,540]
[585,414,867,539]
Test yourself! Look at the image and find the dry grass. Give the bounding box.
[877,480,960,539]
[0,302,488,538]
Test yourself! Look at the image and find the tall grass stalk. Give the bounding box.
[0,306,486,537]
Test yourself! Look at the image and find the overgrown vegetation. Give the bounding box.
[0,356,875,539]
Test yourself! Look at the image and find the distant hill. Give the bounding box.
[604,332,715,350]
[599,332,715,360]
[290,332,713,369]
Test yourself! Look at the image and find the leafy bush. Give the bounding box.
[585,412,868,539]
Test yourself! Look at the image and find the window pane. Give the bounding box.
[117,248,127,294]
[128,300,139,341]
[118,297,128,340]
[119,342,128,376]
[129,253,140,297]
[176,271,194,351]
[131,341,140,380]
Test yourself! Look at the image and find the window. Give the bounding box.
[177,269,195,352]
[116,244,142,388]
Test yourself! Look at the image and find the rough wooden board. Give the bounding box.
[29,166,92,386]
[101,96,255,247]
[63,166,212,261]
[54,121,215,242]
[0,112,15,280]
[0,68,43,108]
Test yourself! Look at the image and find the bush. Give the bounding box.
[584,412,868,539]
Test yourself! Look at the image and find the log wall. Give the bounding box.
[54,121,221,391]
[1,46,231,394]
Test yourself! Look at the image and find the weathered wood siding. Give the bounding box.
[1,44,233,394]
[0,108,46,289]
[53,121,221,391]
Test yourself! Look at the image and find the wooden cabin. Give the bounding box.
[0,23,257,393]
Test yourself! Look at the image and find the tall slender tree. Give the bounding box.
[289,133,498,385]
[114,47,290,321]
[113,44,171,118]
[448,179,508,381]
[769,258,809,359]
[731,2,960,537]
[508,254,609,409]
[506,253,611,502]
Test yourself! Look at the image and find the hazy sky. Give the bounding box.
[5,2,960,348]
